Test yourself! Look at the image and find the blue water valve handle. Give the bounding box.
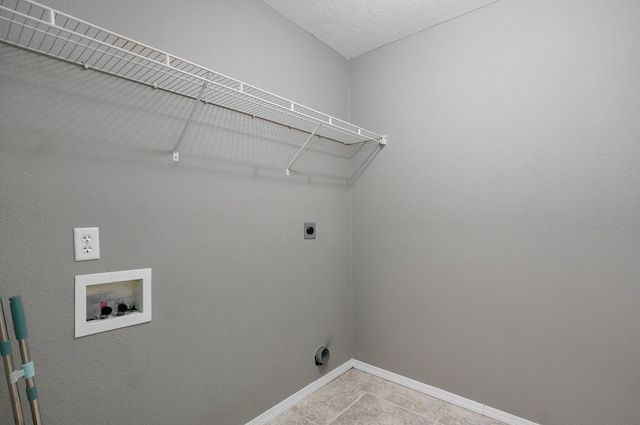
[9,296,28,340]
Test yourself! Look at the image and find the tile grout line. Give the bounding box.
[334,369,505,425]
[247,362,354,425]
[289,409,322,425]
[364,390,446,424]
[329,372,446,425]
[249,360,538,425]
[326,390,368,425]
[365,391,441,423]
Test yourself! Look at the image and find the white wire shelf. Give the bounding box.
[0,0,387,173]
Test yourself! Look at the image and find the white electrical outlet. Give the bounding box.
[74,227,100,261]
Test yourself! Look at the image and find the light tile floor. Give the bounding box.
[267,369,508,425]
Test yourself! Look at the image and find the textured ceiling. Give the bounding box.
[263,0,500,59]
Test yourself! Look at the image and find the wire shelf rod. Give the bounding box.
[2,20,375,146]
[0,0,387,162]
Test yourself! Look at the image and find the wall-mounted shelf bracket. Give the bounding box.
[173,72,211,162]
[285,123,322,176]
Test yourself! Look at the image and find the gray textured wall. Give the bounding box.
[3,1,640,425]
[350,1,640,425]
[0,1,352,424]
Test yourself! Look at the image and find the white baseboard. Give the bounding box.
[350,360,541,425]
[246,359,540,425]
[483,405,541,425]
[245,360,354,425]
[350,360,484,414]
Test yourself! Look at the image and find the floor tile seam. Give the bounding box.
[332,373,367,390]
[291,378,364,423]
[326,391,368,425]
[364,390,445,424]
[357,372,449,422]
[289,409,322,425]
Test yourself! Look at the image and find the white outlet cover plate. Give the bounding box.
[74,227,100,261]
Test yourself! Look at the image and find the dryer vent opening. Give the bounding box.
[315,347,329,366]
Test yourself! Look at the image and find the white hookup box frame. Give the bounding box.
[75,268,152,337]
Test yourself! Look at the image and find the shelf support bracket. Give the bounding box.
[173,73,210,161]
[285,123,322,176]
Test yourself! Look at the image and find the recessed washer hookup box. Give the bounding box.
[75,268,151,337]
